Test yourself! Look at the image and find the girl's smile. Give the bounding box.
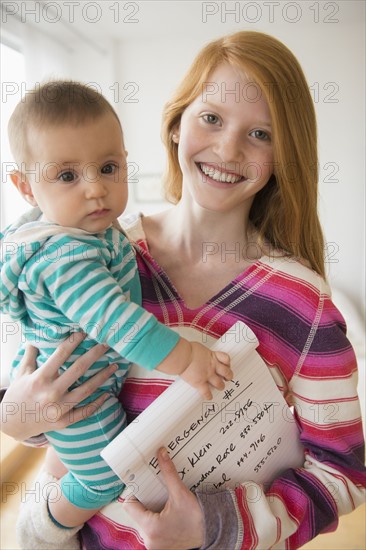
[197,162,246,185]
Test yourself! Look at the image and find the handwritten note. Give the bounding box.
[101,322,304,511]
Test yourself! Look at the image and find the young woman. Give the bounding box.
[2,31,365,549]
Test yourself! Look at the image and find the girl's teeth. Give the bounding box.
[200,163,242,184]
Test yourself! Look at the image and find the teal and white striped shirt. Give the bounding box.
[0,208,179,508]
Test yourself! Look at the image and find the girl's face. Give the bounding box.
[174,63,274,215]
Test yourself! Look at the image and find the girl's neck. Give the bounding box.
[142,199,262,309]
[145,199,255,264]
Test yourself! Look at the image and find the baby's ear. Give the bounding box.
[10,171,38,207]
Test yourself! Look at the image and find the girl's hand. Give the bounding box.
[124,447,205,550]
[0,332,117,441]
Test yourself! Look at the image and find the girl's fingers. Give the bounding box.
[38,332,86,380]
[156,447,187,501]
[56,343,110,390]
[67,363,118,404]
[57,393,109,428]
[122,497,150,527]
[15,344,39,378]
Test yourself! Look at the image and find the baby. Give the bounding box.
[0,81,232,533]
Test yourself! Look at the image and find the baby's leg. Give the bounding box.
[44,447,68,478]
[46,393,126,526]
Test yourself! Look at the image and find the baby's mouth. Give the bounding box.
[198,162,245,184]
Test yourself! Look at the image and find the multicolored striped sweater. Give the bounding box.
[81,213,366,549]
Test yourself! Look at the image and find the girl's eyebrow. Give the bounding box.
[197,99,221,108]
[255,121,272,129]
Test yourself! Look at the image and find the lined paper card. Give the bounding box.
[101,322,304,511]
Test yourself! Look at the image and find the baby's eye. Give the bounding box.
[202,113,220,125]
[250,129,270,141]
[59,171,75,183]
[101,163,117,175]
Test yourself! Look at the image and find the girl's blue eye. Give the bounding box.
[101,163,116,174]
[251,129,270,141]
[59,171,75,182]
[203,114,220,125]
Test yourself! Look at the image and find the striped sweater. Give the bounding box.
[81,213,366,549]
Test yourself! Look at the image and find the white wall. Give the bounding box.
[1,1,365,382]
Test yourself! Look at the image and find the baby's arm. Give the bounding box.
[37,235,232,399]
[156,338,232,399]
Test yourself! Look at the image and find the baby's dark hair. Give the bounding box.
[8,80,121,166]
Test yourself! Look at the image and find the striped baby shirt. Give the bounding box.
[0,208,179,509]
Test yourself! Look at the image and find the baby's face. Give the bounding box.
[25,113,128,232]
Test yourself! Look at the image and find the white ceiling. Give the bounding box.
[2,0,363,53]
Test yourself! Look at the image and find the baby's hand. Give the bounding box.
[180,342,232,400]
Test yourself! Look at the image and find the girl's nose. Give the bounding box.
[213,131,245,165]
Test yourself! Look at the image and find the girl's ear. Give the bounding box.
[10,171,38,207]
[171,125,180,144]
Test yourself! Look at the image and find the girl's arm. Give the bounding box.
[0,334,117,441]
